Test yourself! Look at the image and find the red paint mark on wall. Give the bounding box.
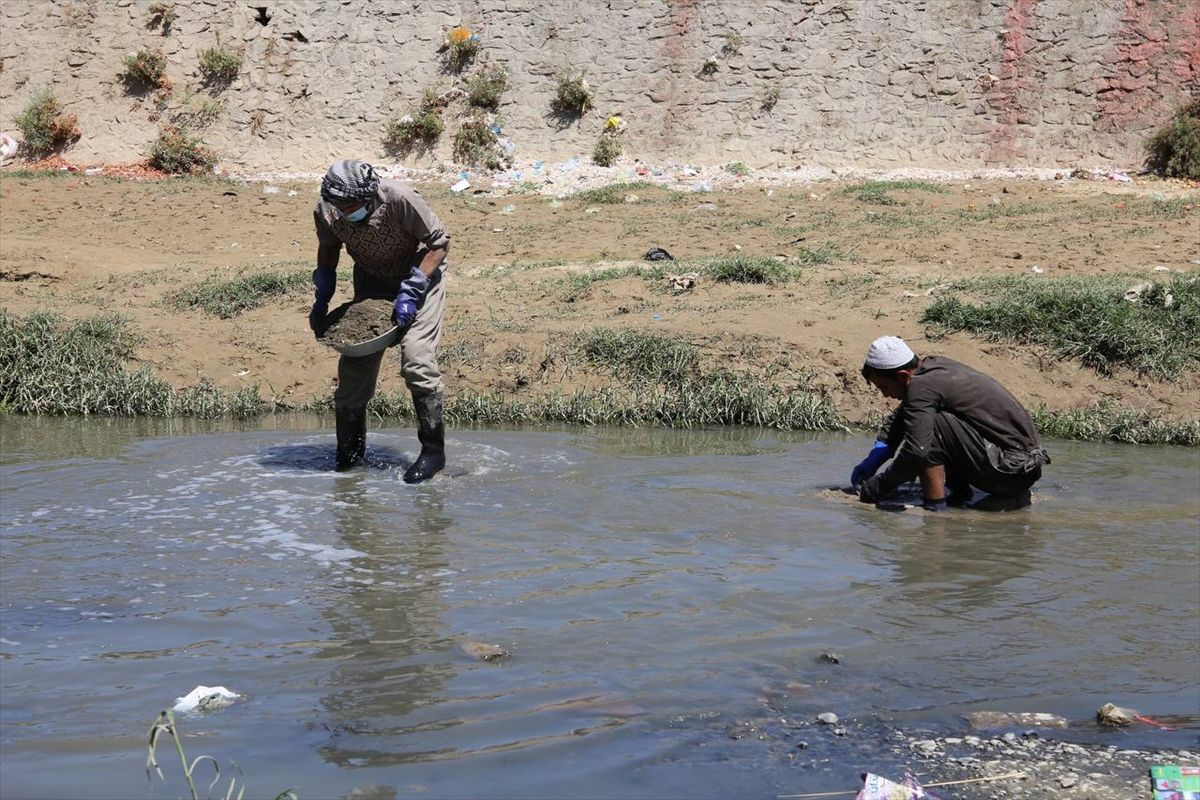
[652,0,701,148]
[1170,0,1200,88]
[985,0,1039,162]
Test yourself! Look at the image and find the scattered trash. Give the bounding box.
[695,202,717,211]
[262,185,280,194]
[1149,765,1200,798]
[666,271,699,291]
[1123,281,1155,303]
[1031,265,1044,274]
[604,115,626,134]
[854,772,935,800]
[287,189,298,196]
[0,132,17,163]
[817,712,839,725]
[644,247,674,262]
[1154,266,1171,271]
[173,685,242,714]
[817,651,841,664]
[450,179,471,193]
[691,180,713,192]
[779,770,1028,799]
[499,204,516,215]
[624,193,639,203]
[1070,167,1134,182]
[492,227,505,233]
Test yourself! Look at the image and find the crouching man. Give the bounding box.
[851,336,1049,511]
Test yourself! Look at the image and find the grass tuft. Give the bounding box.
[840,180,947,206]
[452,116,509,169]
[923,274,1200,379]
[1032,401,1200,446]
[551,70,593,118]
[122,47,169,91]
[0,311,267,418]
[384,109,444,154]
[149,125,217,174]
[465,64,508,110]
[592,134,621,166]
[700,255,794,284]
[169,266,312,318]
[11,88,81,158]
[576,327,700,386]
[1144,100,1200,180]
[197,45,242,86]
[572,182,667,204]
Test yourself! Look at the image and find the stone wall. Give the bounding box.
[0,0,1195,172]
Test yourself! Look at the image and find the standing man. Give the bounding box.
[310,160,449,483]
[850,336,1049,510]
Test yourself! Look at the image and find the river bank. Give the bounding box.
[1,169,1198,437]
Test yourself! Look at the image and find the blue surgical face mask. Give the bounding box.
[343,205,370,223]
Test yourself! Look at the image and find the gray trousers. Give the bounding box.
[927,412,1043,497]
[333,269,446,413]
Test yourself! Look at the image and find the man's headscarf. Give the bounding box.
[320,159,380,203]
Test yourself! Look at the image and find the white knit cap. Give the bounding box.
[864,336,916,370]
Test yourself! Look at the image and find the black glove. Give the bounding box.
[858,474,884,504]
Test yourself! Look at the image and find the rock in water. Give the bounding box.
[1097,702,1135,726]
[457,640,510,663]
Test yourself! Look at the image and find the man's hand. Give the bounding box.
[394,266,431,328]
[309,301,328,333]
[858,474,883,504]
[851,440,893,488]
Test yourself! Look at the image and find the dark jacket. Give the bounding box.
[876,355,1047,486]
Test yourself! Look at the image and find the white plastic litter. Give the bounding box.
[0,132,17,162]
[450,179,470,193]
[173,685,242,713]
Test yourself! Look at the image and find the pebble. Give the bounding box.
[912,739,940,756]
[817,712,839,725]
[1059,773,1079,788]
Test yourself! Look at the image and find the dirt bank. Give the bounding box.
[1,170,1197,424]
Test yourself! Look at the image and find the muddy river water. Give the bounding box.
[1,416,1197,799]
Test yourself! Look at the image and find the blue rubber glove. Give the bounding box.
[393,266,430,328]
[310,267,337,332]
[851,440,894,488]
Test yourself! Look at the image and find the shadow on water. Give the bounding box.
[257,442,415,473]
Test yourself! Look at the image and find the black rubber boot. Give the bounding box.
[403,392,445,484]
[335,407,367,471]
[947,478,974,508]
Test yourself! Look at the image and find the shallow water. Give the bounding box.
[1,416,1197,799]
